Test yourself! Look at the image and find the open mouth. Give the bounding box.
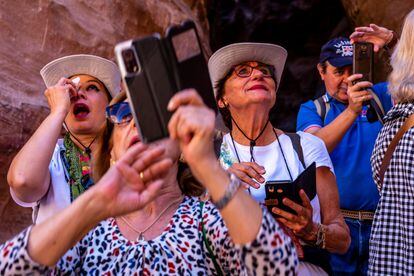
[73,103,90,119]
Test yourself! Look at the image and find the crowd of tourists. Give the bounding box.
[2,9,414,276]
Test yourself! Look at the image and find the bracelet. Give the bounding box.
[306,223,326,249]
[315,223,326,249]
[212,173,241,210]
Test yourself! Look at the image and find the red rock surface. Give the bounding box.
[0,0,209,243]
[341,0,414,33]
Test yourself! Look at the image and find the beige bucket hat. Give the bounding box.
[40,54,121,97]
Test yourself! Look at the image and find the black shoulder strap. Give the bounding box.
[285,133,306,169]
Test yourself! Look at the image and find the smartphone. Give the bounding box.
[115,20,216,143]
[115,37,176,143]
[353,42,374,83]
[264,162,316,216]
[164,21,217,112]
[265,180,297,215]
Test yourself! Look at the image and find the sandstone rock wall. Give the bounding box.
[341,0,414,83]
[341,0,414,33]
[0,0,209,243]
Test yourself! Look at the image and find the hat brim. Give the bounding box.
[40,54,121,98]
[208,42,287,97]
[328,56,353,68]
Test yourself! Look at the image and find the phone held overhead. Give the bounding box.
[115,20,217,143]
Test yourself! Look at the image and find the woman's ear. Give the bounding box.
[218,97,227,108]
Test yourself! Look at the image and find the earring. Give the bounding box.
[110,159,116,166]
[179,153,186,163]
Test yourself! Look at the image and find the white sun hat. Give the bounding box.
[40,54,121,98]
[208,42,288,97]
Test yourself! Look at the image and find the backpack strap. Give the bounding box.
[285,133,306,169]
[313,94,330,125]
[199,201,224,276]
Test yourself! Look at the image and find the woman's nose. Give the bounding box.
[129,117,136,129]
[251,68,265,79]
[76,88,87,99]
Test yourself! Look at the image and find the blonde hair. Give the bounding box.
[389,10,414,103]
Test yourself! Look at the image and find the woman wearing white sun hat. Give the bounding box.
[209,42,350,275]
[7,54,121,224]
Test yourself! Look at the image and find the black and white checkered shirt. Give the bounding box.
[369,102,414,275]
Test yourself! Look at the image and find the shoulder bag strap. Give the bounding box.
[199,201,224,276]
[285,133,306,169]
[379,113,414,184]
[368,88,386,124]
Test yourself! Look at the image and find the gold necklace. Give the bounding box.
[119,197,183,241]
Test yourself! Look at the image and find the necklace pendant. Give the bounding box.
[84,147,91,157]
[137,233,145,241]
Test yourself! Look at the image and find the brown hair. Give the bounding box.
[91,91,125,181]
[92,91,205,197]
[215,74,233,130]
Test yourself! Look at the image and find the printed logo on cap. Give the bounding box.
[334,40,353,57]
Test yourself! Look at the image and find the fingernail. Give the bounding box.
[255,183,260,189]
[167,101,174,110]
[259,177,265,183]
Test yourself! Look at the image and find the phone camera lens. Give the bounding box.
[122,49,139,74]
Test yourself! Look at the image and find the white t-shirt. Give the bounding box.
[10,139,70,223]
[219,131,334,224]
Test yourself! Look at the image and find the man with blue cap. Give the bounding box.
[296,37,392,275]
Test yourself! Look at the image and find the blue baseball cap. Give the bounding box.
[319,37,353,67]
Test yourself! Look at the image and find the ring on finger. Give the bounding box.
[139,171,144,182]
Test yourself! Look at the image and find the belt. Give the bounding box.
[340,209,375,221]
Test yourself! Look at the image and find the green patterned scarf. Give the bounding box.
[63,133,94,201]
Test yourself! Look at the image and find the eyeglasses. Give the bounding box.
[106,102,133,125]
[232,63,275,78]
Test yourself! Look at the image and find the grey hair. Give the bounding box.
[389,9,414,103]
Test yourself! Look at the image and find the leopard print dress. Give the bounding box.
[1,196,298,275]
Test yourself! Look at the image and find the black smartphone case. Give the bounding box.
[124,36,176,142]
[164,21,217,112]
[353,42,373,83]
[265,162,316,215]
[116,20,216,143]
